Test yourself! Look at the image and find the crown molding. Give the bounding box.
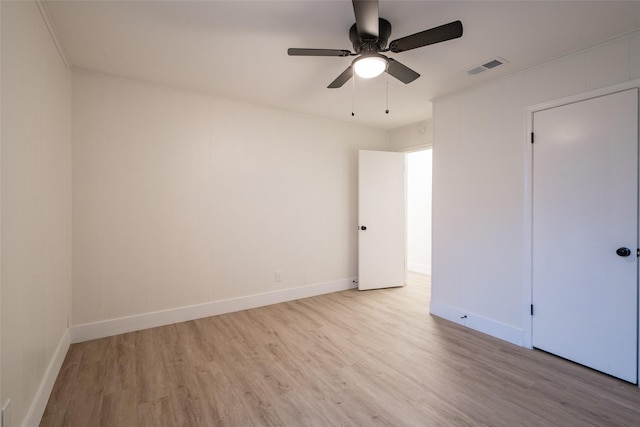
[36,0,70,69]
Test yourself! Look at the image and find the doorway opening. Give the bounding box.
[406,149,432,300]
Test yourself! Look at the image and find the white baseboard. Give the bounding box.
[429,301,523,347]
[23,329,70,427]
[71,277,357,343]
[408,263,431,275]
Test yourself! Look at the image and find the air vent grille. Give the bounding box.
[467,66,486,76]
[466,57,509,76]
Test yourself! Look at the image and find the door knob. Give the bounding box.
[616,247,631,257]
[360,226,367,231]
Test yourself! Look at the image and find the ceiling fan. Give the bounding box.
[288,0,463,88]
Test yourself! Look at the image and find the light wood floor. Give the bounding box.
[42,272,640,426]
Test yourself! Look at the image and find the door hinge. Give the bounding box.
[637,248,639,257]
[530,132,534,144]
[530,304,534,316]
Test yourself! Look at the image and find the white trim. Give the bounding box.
[23,329,70,427]
[35,0,70,69]
[526,80,640,114]
[0,2,3,423]
[71,278,357,343]
[407,263,431,275]
[397,143,433,153]
[522,107,534,350]
[429,301,523,347]
[67,67,72,330]
[524,79,640,385]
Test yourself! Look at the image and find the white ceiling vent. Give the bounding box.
[466,57,509,76]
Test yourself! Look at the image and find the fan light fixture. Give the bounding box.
[287,1,464,89]
[353,55,388,79]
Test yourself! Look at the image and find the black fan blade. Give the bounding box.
[288,48,352,57]
[386,58,420,84]
[328,66,354,88]
[389,20,463,53]
[352,0,379,39]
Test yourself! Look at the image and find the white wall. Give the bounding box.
[71,71,390,334]
[1,2,3,417]
[1,2,71,426]
[388,120,432,151]
[407,150,432,275]
[431,30,640,345]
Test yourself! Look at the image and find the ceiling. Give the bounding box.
[45,1,640,130]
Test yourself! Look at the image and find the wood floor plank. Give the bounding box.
[103,333,137,395]
[100,389,137,427]
[41,274,640,426]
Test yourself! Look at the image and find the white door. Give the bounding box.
[532,89,638,383]
[358,150,406,290]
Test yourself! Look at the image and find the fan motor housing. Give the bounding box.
[350,18,392,53]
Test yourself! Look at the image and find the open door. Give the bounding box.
[358,150,406,290]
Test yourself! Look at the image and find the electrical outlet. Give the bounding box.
[2,399,10,427]
[275,271,283,282]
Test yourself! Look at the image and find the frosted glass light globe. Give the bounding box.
[353,55,387,79]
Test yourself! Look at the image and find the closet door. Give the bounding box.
[532,89,638,383]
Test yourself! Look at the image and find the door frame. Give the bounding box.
[358,145,433,288]
[402,145,432,278]
[523,79,640,386]
[396,143,432,283]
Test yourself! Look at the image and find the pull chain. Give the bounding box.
[385,74,389,114]
[351,74,355,117]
